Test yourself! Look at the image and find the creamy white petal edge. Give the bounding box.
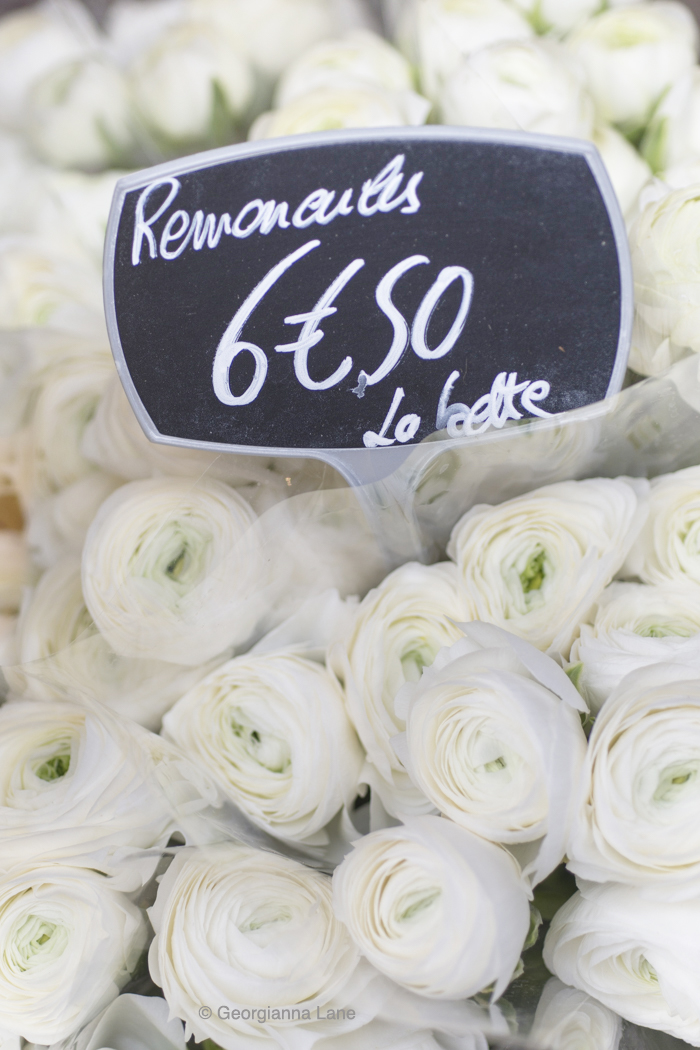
[81,476,264,665]
[394,622,587,886]
[332,815,530,1000]
[447,477,648,658]
[544,881,700,1046]
[148,843,379,1049]
[0,698,175,881]
[162,650,364,847]
[624,464,700,587]
[329,561,474,819]
[0,863,146,1044]
[529,977,622,1050]
[568,662,700,891]
[6,558,219,730]
[568,580,700,712]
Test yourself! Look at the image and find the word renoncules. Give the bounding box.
[131,154,423,265]
[213,1005,356,1023]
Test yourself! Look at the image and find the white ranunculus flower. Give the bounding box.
[628,184,700,375]
[568,581,700,712]
[593,123,651,217]
[27,472,123,568]
[47,994,186,1050]
[33,168,122,266]
[130,22,254,153]
[530,978,622,1050]
[0,235,104,334]
[81,376,307,514]
[188,0,337,80]
[447,477,647,657]
[566,3,697,143]
[641,68,700,176]
[332,815,530,1000]
[395,622,587,885]
[0,863,146,1044]
[624,464,700,585]
[106,0,186,64]
[567,662,700,891]
[250,82,429,139]
[544,881,700,1045]
[0,0,95,131]
[162,651,363,847]
[14,353,115,509]
[329,561,474,819]
[81,476,264,666]
[275,29,416,105]
[26,56,134,171]
[395,0,534,102]
[0,530,29,614]
[0,697,177,877]
[439,40,594,140]
[7,558,218,730]
[148,844,366,1047]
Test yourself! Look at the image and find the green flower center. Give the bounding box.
[34,752,71,782]
[520,549,546,594]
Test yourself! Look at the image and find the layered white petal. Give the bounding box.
[447,477,647,657]
[162,651,363,846]
[332,816,530,1000]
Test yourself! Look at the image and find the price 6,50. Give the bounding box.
[211,238,473,408]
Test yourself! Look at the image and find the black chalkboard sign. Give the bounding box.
[104,127,631,462]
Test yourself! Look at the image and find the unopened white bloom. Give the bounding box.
[395,0,534,102]
[0,531,29,614]
[27,472,122,568]
[439,40,594,140]
[276,29,416,105]
[625,464,700,585]
[8,559,217,729]
[566,3,697,142]
[49,994,187,1050]
[149,844,363,1047]
[530,978,622,1050]
[641,69,700,175]
[0,698,176,876]
[0,863,146,1044]
[333,816,530,999]
[0,0,95,130]
[82,476,263,665]
[569,582,700,712]
[447,477,646,657]
[26,56,133,171]
[544,881,700,1045]
[162,651,363,846]
[188,0,337,79]
[0,236,103,334]
[395,622,587,884]
[250,82,429,139]
[14,353,115,509]
[628,183,700,375]
[330,561,474,818]
[131,22,253,151]
[567,663,700,891]
[593,123,651,217]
